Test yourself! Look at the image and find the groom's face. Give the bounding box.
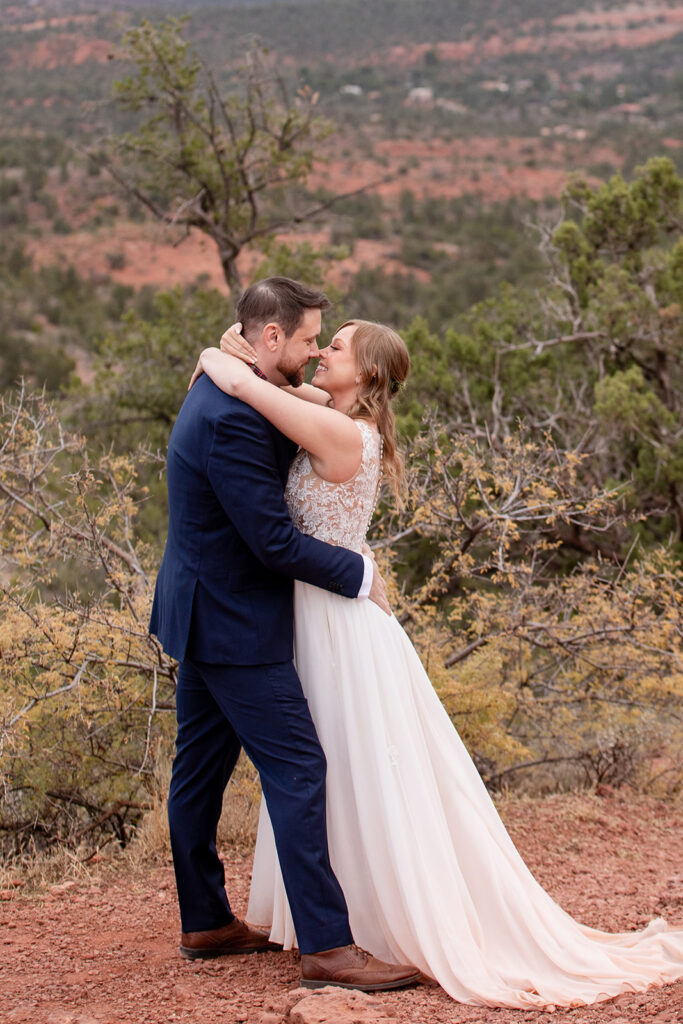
[277,308,322,387]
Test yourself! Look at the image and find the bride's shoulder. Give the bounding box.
[352,419,382,464]
[353,418,380,437]
[354,419,381,445]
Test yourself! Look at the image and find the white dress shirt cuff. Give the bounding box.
[358,554,373,599]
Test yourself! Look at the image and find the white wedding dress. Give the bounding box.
[247,420,683,1008]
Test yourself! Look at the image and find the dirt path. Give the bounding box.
[2,792,682,1024]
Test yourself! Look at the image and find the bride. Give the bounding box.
[192,317,683,1009]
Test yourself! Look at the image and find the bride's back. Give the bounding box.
[285,421,382,553]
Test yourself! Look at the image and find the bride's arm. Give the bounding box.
[220,324,330,406]
[281,382,331,406]
[196,348,362,483]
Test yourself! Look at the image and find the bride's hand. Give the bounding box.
[188,346,255,397]
[362,543,391,615]
[368,561,391,616]
[220,322,258,365]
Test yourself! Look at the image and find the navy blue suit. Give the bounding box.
[150,374,363,952]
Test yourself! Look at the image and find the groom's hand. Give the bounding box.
[368,559,391,616]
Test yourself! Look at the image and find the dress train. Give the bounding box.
[247,584,683,1008]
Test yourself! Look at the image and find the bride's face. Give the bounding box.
[311,324,358,400]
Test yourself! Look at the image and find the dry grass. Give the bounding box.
[0,752,262,892]
[0,840,99,893]
[217,754,263,851]
[126,750,262,866]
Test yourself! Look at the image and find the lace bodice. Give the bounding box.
[285,420,382,552]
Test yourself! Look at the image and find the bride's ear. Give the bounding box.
[358,366,378,385]
[356,363,377,386]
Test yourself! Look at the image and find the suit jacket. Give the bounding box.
[149,374,364,665]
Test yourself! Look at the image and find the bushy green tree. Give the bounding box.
[81,285,231,450]
[400,158,683,548]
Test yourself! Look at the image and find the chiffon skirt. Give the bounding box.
[246,582,683,1008]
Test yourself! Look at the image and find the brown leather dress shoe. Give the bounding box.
[180,918,282,959]
[300,944,422,991]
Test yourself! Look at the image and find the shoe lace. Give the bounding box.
[349,944,370,964]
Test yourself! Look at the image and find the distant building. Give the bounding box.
[540,125,589,140]
[407,86,434,105]
[480,80,510,93]
[612,102,644,116]
[435,98,467,115]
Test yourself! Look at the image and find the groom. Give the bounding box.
[150,277,420,991]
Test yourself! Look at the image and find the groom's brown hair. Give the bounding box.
[236,277,330,339]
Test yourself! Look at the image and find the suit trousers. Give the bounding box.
[167,658,354,954]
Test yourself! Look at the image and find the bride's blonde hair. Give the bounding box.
[339,319,410,497]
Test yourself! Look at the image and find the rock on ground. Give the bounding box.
[260,986,393,1024]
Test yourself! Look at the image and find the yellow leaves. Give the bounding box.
[394,422,623,594]
[100,453,139,487]
[378,477,683,784]
[658,302,680,323]
[433,641,530,767]
[0,580,171,756]
[0,387,178,840]
[1,390,149,606]
[529,482,558,505]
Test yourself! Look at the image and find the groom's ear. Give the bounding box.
[263,321,282,351]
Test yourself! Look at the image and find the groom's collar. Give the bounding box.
[250,362,269,381]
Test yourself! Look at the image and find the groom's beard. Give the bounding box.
[276,353,306,388]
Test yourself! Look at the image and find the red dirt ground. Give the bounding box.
[307,136,623,203]
[26,223,427,295]
[2,792,682,1024]
[27,130,623,295]
[7,33,113,71]
[377,19,683,69]
[8,5,683,73]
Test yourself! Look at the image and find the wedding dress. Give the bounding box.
[246,420,683,1008]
